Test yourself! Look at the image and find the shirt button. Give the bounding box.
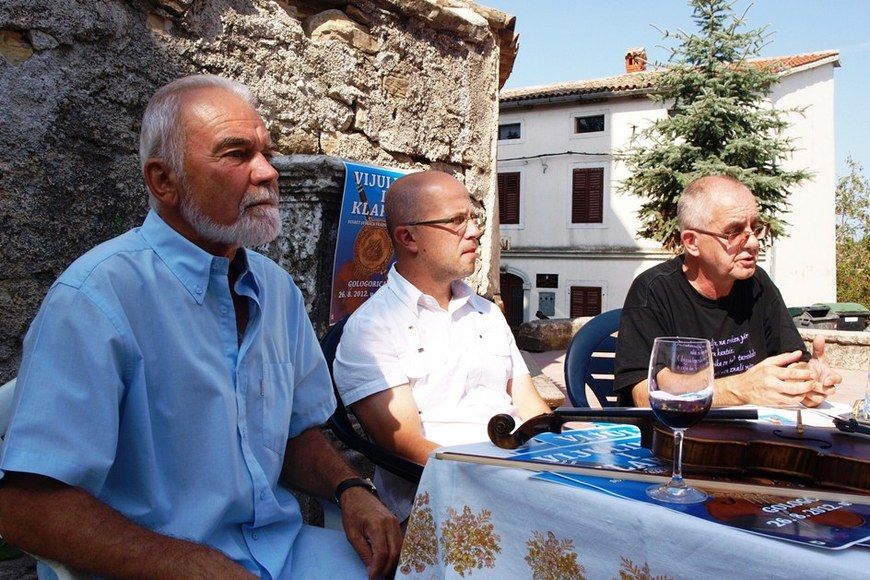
[195,286,203,294]
[220,306,228,314]
[240,427,247,438]
[260,490,267,500]
[251,531,259,540]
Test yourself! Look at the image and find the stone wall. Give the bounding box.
[0,0,518,382]
[517,318,870,372]
[798,328,870,371]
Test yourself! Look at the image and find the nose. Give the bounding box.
[252,152,279,186]
[465,217,482,239]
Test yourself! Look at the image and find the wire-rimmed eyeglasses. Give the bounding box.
[402,212,484,234]
[691,223,769,247]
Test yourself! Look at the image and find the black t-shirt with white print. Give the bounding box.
[613,256,807,405]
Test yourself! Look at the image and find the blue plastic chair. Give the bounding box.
[563,308,622,407]
[319,319,423,484]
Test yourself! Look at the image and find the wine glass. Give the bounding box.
[646,337,714,504]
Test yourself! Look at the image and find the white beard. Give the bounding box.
[180,184,281,248]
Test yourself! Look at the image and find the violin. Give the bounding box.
[487,407,870,493]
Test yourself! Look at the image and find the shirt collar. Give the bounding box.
[139,210,233,305]
[386,264,474,315]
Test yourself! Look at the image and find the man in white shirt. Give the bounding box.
[333,170,551,520]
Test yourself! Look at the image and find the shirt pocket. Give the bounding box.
[261,362,294,454]
[398,350,431,384]
[468,328,514,390]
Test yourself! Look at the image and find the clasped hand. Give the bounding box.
[739,336,842,407]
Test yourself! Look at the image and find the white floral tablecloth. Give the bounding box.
[398,449,869,579]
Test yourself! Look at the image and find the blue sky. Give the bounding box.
[483,0,870,178]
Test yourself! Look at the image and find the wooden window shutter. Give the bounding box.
[498,172,521,225]
[571,167,604,223]
[570,286,602,318]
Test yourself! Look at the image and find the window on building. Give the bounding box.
[570,286,602,318]
[571,167,604,223]
[574,114,605,134]
[498,122,522,141]
[497,172,521,225]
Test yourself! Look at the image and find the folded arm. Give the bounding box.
[350,385,439,466]
[508,373,553,418]
[0,472,252,579]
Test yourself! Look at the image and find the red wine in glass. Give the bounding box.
[650,393,712,430]
[646,337,714,504]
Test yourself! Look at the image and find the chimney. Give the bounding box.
[625,47,646,73]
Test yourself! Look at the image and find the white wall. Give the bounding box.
[498,98,667,251]
[767,65,838,305]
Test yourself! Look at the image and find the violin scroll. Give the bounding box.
[487,414,520,449]
[488,412,574,449]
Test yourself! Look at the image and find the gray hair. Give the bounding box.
[677,175,748,231]
[139,74,255,207]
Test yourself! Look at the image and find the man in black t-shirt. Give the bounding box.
[614,175,841,407]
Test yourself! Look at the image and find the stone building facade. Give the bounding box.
[0,0,517,382]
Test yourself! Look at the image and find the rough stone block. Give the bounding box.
[0,29,32,64]
[304,8,380,53]
[799,328,870,370]
[515,317,594,353]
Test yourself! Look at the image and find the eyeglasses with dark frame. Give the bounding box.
[691,223,769,247]
[402,212,484,233]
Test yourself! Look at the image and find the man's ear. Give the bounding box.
[681,230,700,256]
[143,159,181,208]
[392,225,418,254]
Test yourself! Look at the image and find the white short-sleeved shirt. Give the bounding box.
[333,265,528,518]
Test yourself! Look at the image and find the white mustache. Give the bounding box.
[241,185,279,210]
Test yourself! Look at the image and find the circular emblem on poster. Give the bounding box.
[353,225,393,276]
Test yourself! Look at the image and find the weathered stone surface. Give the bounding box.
[26,29,59,51]
[0,29,33,64]
[0,0,518,385]
[304,8,380,53]
[516,319,870,373]
[517,318,586,352]
[799,328,870,370]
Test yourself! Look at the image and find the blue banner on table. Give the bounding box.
[329,161,407,326]
[524,426,870,550]
[538,471,870,549]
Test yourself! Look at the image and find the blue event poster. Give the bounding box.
[329,161,407,325]
[528,426,870,550]
[509,423,669,475]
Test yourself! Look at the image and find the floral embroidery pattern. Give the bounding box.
[440,505,501,576]
[398,492,438,576]
[617,557,673,580]
[525,530,585,580]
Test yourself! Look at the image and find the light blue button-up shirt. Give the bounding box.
[1,211,337,578]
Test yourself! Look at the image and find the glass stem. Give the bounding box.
[670,429,686,489]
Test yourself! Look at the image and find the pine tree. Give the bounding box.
[619,0,810,250]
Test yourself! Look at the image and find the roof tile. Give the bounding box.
[500,51,839,104]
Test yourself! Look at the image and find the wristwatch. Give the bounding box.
[333,477,378,506]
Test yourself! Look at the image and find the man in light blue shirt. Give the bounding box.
[0,74,401,579]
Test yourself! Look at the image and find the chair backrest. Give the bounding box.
[564,308,622,407]
[320,319,422,484]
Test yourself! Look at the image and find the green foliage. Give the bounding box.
[835,157,870,306]
[619,0,810,249]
